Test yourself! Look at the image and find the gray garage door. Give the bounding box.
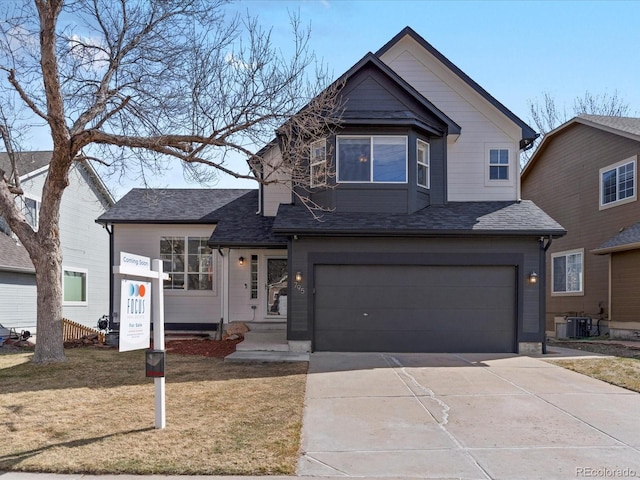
[314,265,516,353]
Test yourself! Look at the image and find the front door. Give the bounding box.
[266,258,287,317]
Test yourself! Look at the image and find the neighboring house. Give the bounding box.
[98,27,564,354]
[0,151,114,333]
[522,115,640,340]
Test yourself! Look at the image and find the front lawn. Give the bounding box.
[547,340,640,393]
[0,348,307,475]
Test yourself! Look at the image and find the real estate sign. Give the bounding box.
[119,279,151,352]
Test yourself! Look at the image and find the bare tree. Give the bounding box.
[0,0,343,363]
[524,90,631,165]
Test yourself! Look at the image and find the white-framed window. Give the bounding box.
[250,254,258,299]
[63,266,88,305]
[19,195,40,231]
[599,156,636,209]
[310,138,327,187]
[337,135,408,183]
[488,148,509,180]
[417,139,430,188]
[160,236,213,291]
[551,249,584,296]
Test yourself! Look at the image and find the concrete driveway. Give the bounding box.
[298,350,640,479]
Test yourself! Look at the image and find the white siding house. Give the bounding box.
[0,152,114,333]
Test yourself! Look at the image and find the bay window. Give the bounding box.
[337,136,407,183]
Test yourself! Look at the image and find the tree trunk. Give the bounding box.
[31,229,66,363]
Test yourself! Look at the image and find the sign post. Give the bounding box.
[113,252,168,429]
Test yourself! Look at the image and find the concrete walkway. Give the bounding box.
[298,349,640,479]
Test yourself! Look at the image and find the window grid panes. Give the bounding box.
[489,149,509,180]
[337,136,407,183]
[602,161,635,205]
[250,254,258,299]
[22,197,39,230]
[160,237,213,290]
[552,251,583,294]
[310,139,327,187]
[417,139,430,188]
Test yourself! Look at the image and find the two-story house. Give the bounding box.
[98,27,564,354]
[0,151,114,333]
[522,115,640,340]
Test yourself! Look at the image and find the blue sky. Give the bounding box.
[195,0,640,190]
[34,1,640,194]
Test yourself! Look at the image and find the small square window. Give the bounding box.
[489,149,509,180]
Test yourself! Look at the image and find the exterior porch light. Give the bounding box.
[238,256,245,266]
[295,271,303,282]
[528,271,538,284]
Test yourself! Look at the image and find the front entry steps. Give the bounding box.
[225,322,309,362]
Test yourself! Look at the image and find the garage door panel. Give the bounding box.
[314,265,516,353]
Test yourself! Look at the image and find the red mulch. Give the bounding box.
[164,338,243,358]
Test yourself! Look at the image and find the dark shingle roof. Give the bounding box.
[0,232,34,273]
[208,190,286,247]
[0,151,52,176]
[593,221,640,254]
[96,188,254,224]
[273,200,566,237]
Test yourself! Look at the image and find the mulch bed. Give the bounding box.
[164,338,243,358]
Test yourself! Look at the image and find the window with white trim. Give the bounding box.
[250,254,258,299]
[160,236,213,290]
[19,196,39,230]
[600,156,636,208]
[417,139,430,188]
[488,148,509,180]
[63,267,88,305]
[337,135,407,183]
[310,139,327,187]
[551,249,584,295]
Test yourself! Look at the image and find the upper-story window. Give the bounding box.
[19,196,39,231]
[310,139,327,187]
[337,136,407,183]
[600,156,636,209]
[417,139,430,188]
[488,148,509,180]
[160,236,213,291]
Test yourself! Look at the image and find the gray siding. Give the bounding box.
[0,271,37,331]
[288,236,542,346]
[522,124,640,331]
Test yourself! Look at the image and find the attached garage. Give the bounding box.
[314,264,516,353]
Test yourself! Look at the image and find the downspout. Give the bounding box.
[105,223,114,332]
[540,235,553,354]
[216,247,229,339]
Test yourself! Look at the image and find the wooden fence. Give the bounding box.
[62,318,105,343]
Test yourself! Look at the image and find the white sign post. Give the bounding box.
[114,252,168,429]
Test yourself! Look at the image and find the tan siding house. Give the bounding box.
[522,115,640,339]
